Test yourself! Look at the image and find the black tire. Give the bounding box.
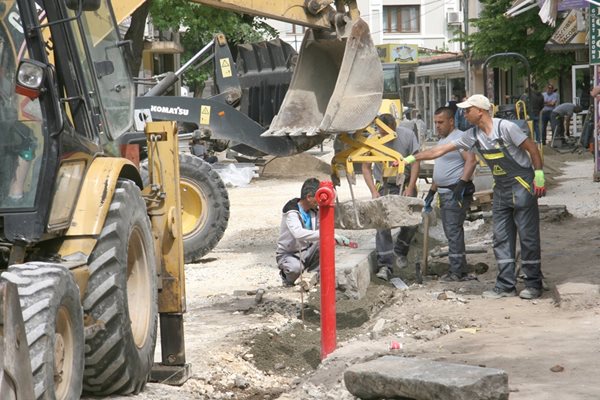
[1,263,84,400]
[140,152,230,263]
[82,180,158,395]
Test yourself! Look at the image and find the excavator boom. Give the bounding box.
[188,0,336,30]
[125,0,382,137]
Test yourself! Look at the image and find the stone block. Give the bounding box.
[344,356,509,400]
[335,195,423,230]
[335,248,372,300]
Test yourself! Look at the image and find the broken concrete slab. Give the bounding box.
[335,195,423,230]
[344,356,509,400]
[553,282,600,308]
[335,247,372,300]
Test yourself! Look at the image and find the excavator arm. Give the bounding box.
[123,0,382,137]
[187,0,350,30]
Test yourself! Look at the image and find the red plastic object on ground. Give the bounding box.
[316,181,337,360]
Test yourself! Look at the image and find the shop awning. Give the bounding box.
[505,0,598,26]
[544,8,588,51]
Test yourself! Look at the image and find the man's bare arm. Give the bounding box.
[405,159,420,196]
[361,162,379,198]
[519,138,543,170]
[411,142,457,162]
[461,151,477,181]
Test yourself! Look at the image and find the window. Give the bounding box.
[383,5,420,33]
[287,24,306,35]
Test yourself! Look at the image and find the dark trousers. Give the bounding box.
[531,116,540,143]
[551,112,565,139]
[492,182,542,291]
[439,191,470,276]
[540,110,554,144]
[375,183,417,268]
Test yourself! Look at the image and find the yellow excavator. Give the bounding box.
[0,0,383,399]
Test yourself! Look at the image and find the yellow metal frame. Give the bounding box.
[61,157,137,242]
[143,121,186,314]
[331,118,405,183]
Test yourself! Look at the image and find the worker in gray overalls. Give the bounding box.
[403,95,546,300]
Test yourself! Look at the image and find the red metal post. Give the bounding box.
[316,181,336,359]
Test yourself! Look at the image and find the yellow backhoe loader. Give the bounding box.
[0,0,385,399]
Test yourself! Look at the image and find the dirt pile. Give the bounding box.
[260,153,332,179]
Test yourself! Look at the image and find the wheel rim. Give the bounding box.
[55,306,74,400]
[127,226,152,349]
[180,177,208,239]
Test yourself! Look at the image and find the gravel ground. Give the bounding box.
[93,149,600,400]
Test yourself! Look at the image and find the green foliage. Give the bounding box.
[465,0,573,83]
[149,0,277,93]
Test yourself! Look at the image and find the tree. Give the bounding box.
[464,0,573,84]
[126,0,277,95]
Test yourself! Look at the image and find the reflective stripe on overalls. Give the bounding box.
[473,125,542,291]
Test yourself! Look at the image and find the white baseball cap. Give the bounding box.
[457,94,491,111]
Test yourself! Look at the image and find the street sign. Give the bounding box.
[590,5,600,64]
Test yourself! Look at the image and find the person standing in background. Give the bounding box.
[527,84,545,143]
[540,84,559,144]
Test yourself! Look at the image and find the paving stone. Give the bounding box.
[335,195,423,230]
[335,248,372,300]
[344,356,509,400]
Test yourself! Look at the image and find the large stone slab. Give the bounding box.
[344,356,509,400]
[335,195,423,230]
[335,247,372,300]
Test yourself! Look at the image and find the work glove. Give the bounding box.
[334,234,350,246]
[403,155,416,164]
[452,179,469,202]
[534,170,546,197]
[423,189,436,212]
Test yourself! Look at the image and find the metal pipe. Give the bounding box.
[316,181,336,360]
[175,39,215,77]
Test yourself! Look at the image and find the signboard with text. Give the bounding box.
[376,44,418,64]
[591,5,600,64]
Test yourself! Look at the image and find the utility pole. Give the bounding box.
[463,0,470,95]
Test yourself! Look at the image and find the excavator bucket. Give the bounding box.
[264,18,383,137]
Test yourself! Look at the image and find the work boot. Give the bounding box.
[395,255,408,270]
[376,266,391,281]
[440,273,465,282]
[280,270,294,287]
[482,287,517,299]
[519,287,542,300]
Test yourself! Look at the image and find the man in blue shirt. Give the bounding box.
[276,178,349,286]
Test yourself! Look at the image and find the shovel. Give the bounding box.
[421,206,433,277]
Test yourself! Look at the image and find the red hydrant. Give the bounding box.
[316,181,336,359]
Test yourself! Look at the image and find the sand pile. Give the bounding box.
[260,153,332,179]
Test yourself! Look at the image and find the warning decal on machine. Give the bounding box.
[220,58,232,78]
[200,105,211,125]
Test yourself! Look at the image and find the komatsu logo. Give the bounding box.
[150,105,189,116]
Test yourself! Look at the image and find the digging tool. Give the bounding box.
[415,260,423,284]
[421,207,433,277]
